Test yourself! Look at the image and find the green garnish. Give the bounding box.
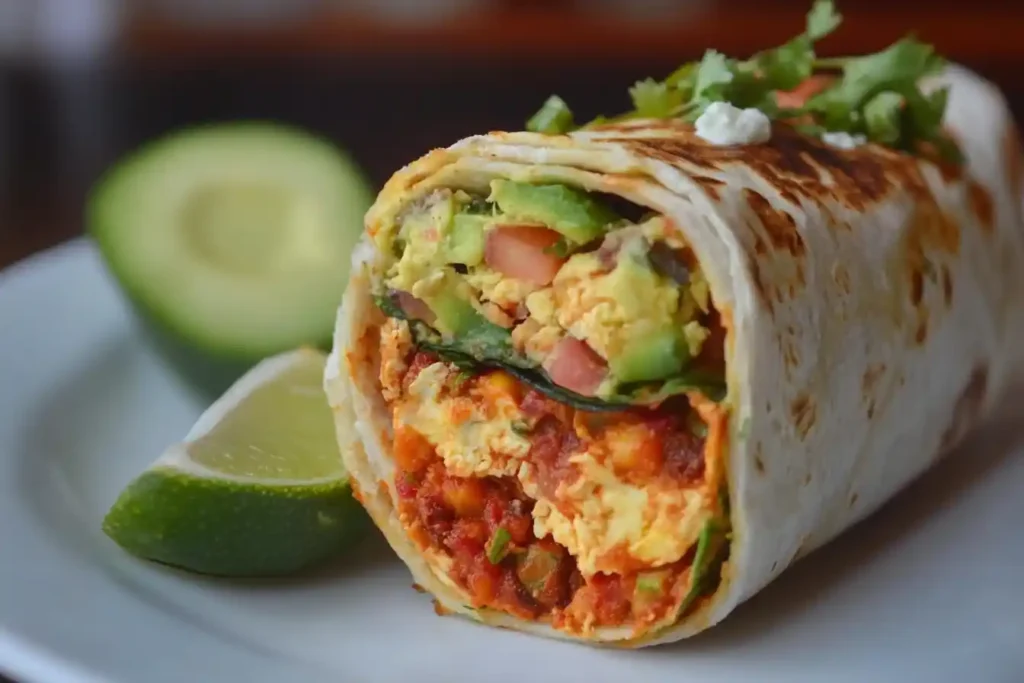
[678,515,729,615]
[526,95,575,135]
[451,369,475,389]
[687,412,710,439]
[524,0,961,163]
[737,417,752,441]
[374,293,407,320]
[487,527,511,564]
[608,371,728,405]
[510,419,532,436]
[516,546,561,588]
[635,571,668,594]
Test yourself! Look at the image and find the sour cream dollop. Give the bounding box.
[694,102,772,146]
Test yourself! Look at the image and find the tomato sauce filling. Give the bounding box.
[390,349,712,630]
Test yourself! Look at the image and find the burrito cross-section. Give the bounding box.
[325,65,1024,647]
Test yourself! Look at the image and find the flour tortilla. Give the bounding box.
[324,64,1024,647]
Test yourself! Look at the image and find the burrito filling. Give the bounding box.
[371,181,730,635]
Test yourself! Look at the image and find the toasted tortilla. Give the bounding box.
[324,65,1024,647]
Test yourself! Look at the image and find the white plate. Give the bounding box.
[2,240,1023,683]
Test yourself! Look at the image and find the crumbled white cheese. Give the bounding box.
[821,131,867,150]
[694,102,772,145]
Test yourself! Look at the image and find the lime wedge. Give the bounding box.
[102,347,366,577]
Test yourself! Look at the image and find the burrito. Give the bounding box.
[324,5,1024,647]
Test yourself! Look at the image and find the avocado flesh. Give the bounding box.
[445,214,488,266]
[424,286,484,338]
[611,329,689,383]
[488,179,619,244]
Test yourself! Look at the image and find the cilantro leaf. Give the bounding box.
[630,78,684,118]
[693,50,735,101]
[806,0,841,41]
[526,0,963,166]
[526,95,576,135]
[754,36,815,92]
[863,91,904,145]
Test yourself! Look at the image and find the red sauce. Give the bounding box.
[389,352,714,632]
[396,456,578,619]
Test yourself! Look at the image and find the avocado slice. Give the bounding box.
[425,288,482,338]
[88,122,373,370]
[488,180,619,244]
[610,329,689,384]
[444,213,488,266]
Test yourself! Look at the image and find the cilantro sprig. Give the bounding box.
[525,0,961,163]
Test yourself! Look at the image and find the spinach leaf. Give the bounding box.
[374,291,726,409]
[608,370,727,405]
[373,293,406,320]
[678,515,729,615]
[419,341,631,412]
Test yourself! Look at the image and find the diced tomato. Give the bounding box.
[446,519,489,554]
[416,494,454,546]
[519,388,573,425]
[403,351,438,391]
[528,416,581,501]
[395,473,418,499]
[484,225,566,285]
[505,514,533,545]
[775,75,833,109]
[543,337,608,396]
[393,424,436,474]
[588,573,633,625]
[610,426,664,479]
[442,477,486,517]
[646,413,705,483]
[395,291,435,324]
[465,562,500,603]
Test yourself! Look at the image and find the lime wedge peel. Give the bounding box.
[102,347,367,577]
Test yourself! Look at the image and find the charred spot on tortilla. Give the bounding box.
[861,363,885,396]
[967,181,994,233]
[790,393,816,439]
[910,268,925,306]
[743,189,805,258]
[913,313,929,346]
[940,366,989,451]
[831,262,852,294]
[693,175,726,201]
[941,266,954,308]
[1003,123,1023,199]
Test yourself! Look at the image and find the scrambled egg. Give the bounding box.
[384,318,710,578]
[510,318,564,363]
[464,267,539,310]
[397,364,531,477]
[379,319,412,403]
[380,214,716,581]
[522,425,708,577]
[526,251,682,360]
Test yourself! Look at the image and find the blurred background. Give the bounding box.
[1,0,1023,271]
